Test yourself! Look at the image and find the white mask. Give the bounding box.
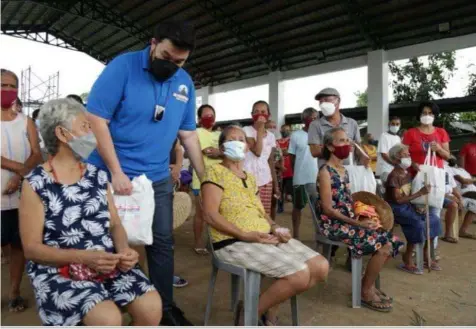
[389,125,400,134]
[420,115,434,125]
[400,157,412,169]
[319,102,336,117]
[223,141,247,161]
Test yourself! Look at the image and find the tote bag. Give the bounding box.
[344,151,377,194]
[410,148,445,208]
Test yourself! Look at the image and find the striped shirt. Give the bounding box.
[1,113,31,210]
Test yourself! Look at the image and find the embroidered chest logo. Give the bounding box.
[173,84,189,103]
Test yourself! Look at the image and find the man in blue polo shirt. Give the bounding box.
[86,21,204,326]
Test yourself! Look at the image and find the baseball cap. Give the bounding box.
[315,87,340,100]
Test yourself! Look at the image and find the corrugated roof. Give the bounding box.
[2,0,476,88]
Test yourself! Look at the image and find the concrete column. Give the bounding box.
[268,71,285,128]
[196,85,211,108]
[367,50,389,139]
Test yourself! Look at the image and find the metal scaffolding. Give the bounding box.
[20,66,60,116]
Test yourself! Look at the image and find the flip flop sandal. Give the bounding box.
[397,263,423,275]
[441,236,458,243]
[376,289,393,303]
[424,261,442,271]
[260,312,279,326]
[361,299,392,313]
[8,296,26,313]
[194,248,209,255]
[234,301,244,326]
[459,232,476,240]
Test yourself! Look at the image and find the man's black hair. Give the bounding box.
[67,94,83,105]
[417,101,440,121]
[153,21,196,52]
[197,104,215,118]
[32,108,40,120]
[252,100,270,115]
[389,116,401,122]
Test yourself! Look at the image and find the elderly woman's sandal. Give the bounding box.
[361,299,392,313]
[459,232,476,240]
[397,263,423,275]
[8,296,27,313]
[375,289,393,303]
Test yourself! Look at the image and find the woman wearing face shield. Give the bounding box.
[317,127,403,313]
[19,98,162,326]
[384,144,441,274]
[201,125,329,326]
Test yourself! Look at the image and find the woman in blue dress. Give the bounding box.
[384,143,442,274]
[19,98,162,326]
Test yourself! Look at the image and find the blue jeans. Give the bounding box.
[145,177,175,311]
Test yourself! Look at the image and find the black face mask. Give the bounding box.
[281,131,290,138]
[448,158,457,167]
[150,57,179,82]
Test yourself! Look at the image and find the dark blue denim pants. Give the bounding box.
[145,177,175,311]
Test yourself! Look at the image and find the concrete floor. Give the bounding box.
[2,205,476,326]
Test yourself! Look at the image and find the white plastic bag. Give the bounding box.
[410,148,445,208]
[344,152,377,194]
[113,175,155,245]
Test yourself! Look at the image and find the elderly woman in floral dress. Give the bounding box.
[20,98,162,326]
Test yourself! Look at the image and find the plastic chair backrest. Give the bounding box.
[304,189,324,234]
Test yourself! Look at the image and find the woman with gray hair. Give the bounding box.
[317,127,403,313]
[19,98,162,326]
[384,143,441,274]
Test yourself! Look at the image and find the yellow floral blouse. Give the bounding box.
[202,164,271,243]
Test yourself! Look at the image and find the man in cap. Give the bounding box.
[308,87,369,169]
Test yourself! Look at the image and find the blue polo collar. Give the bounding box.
[141,46,179,82]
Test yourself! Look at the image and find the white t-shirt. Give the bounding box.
[243,125,276,187]
[288,130,318,186]
[448,166,476,194]
[376,132,401,176]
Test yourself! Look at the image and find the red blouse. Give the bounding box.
[402,127,450,173]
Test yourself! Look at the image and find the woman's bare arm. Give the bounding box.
[19,180,88,266]
[318,168,361,226]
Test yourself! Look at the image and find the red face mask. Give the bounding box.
[1,89,18,109]
[200,116,215,129]
[252,113,269,122]
[304,117,314,128]
[332,144,352,160]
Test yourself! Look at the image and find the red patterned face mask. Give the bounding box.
[332,144,352,159]
[304,117,314,128]
[252,113,269,122]
[1,89,18,108]
[200,115,215,129]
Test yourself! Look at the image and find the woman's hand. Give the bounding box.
[241,231,280,244]
[418,184,431,196]
[430,141,441,153]
[82,250,121,274]
[411,162,420,172]
[273,184,281,200]
[271,226,292,243]
[169,164,181,184]
[204,147,221,158]
[117,247,139,272]
[3,174,21,195]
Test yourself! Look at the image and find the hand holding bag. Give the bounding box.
[344,152,377,194]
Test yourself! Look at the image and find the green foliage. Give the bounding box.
[80,92,89,103]
[466,67,476,96]
[460,111,476,122]
[389,51,457,132]
[354,89,368,107]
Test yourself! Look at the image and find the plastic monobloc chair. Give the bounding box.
[203,231,299,326]
[305,191,380,308]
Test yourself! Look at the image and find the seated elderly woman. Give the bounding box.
[317,127,403,313]
[201,125,329,326]
[384,143,441,273]
[19,99,162,326]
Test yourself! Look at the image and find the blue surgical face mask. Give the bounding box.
[223,141,246,161]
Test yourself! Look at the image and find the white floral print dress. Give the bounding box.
[25,164,155,326]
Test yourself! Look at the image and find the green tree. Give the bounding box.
[354,89,368,107]
[460,64,476,123]
[80,92,89,103]
[389,51,457,131]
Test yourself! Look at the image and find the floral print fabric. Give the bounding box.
[317,165,403,257]
[25,164,154,326]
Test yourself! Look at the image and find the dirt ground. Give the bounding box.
[2,205,476,326]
